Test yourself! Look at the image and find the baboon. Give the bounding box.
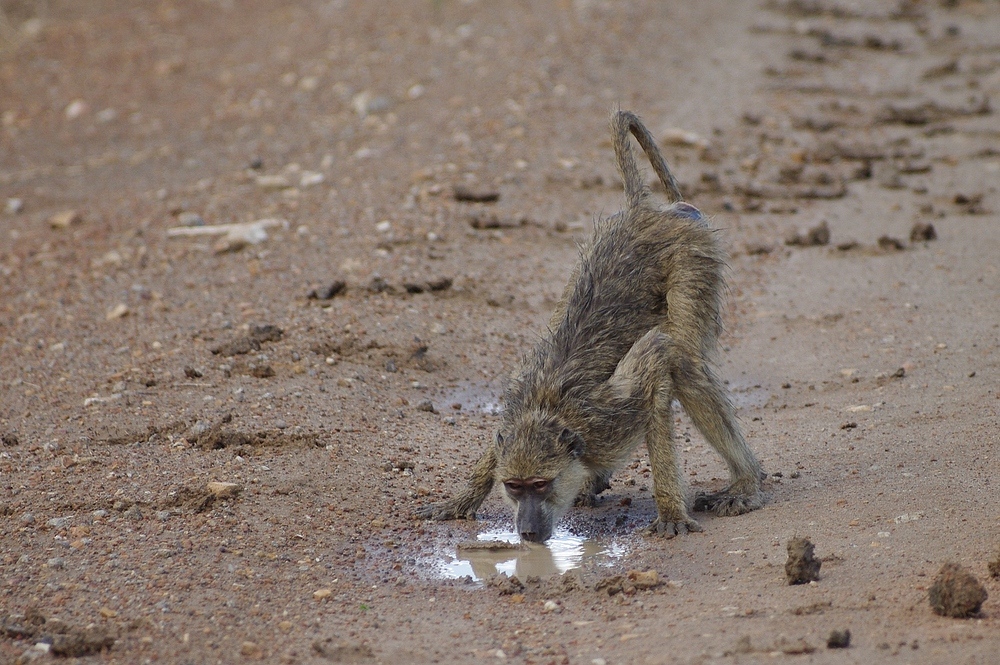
[416,110,764,542]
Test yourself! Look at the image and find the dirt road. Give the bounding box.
[2,1,999,663]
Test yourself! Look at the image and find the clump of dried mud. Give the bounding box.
[928,563,988,618]
[785,537,821,585]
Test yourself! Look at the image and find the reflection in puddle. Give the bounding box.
[437,528,628,581]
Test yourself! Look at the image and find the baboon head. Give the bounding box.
[494,411,589,543]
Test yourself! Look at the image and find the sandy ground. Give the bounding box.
[2,0,999,663]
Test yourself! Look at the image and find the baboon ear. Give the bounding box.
[495,431,507,449]
[558,428,585,459]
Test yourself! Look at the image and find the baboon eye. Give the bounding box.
[532,480,549,492]
[504,480,524,494]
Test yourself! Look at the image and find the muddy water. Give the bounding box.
[436,528,629,581]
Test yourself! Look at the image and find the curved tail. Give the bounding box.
[611,110,683,208]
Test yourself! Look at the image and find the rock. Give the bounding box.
[6,198,24,214]
[206,482,242,498]
[47,516,73,529]
[416,400,436,413]
[877,235,906,251]
[827,629,851,649]
[928,563,988,618]
[184,366,203,379]
[240,641,263,659]
[46,557,65,569]
[105,304,129,320]
[49,626,115,657]
[313,588,333,601]
[2,432,19,446]
[49,210,82,229]
[988,551,1000,579]
[123,505,143,521]
[453,185,500,203]
[785,537,821,584]
[910,222,937,242]
[626,569,663,590]
[488,573,525,595]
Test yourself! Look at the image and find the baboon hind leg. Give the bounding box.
[673,360,765,516]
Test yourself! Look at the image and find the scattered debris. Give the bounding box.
[312,638,375,661]
[954,193,987,214]
[744,241,774,256]
[467,212,526,229]
[403,277,453,294]
[659,127,710,149]
[166,218,284,254]
[453,185,500,203]
[307,280,347,300]
[416,400,436,414]
[877,97,990,125]
[827,629,851,649]
[594,570,664,596]
[211,324,283,356]
[183,366,203,379]
[785,536,821,584]
[910,222,937,243]
[785,221,830,247]
[928,563,988,618]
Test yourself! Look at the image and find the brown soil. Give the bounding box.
[2,0,999,663]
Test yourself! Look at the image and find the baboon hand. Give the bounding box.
[642,515,703,538]
[414,499,477,521]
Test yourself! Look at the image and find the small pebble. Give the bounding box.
[47,557,65,569]
[275,420,287,429]
[47,516,73,529]
[6,198,24,214]
[106,303,129,320]
[48,210,82,229]
[313,588,333,601]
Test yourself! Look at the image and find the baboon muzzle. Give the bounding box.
[516,495,553,543]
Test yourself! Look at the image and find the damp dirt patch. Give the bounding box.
[2,609,115,657]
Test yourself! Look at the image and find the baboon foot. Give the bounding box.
[574,474,612,507]
[414,499,477,521]
[693,484,765,517]
[642,515,703,538]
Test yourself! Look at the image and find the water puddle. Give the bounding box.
[435,528,629,581]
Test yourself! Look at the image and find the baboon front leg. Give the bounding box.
[673,360,765,517]
[608,330,701,537]
[414,447,496,521]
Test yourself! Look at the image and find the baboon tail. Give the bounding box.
[612,110,684,208]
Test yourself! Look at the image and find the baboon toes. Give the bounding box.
[693,488,765,516]
[643,516,703,538]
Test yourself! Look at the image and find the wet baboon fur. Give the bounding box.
[417,110,764,542]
